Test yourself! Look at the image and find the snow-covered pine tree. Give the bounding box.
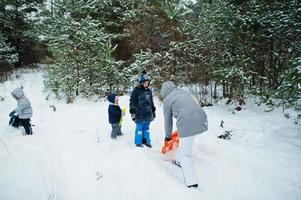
[40,0,125,101]
[166,0,300,106]
[0,33,18,65]
[155,0,246,104]
[239,0,301,106]
[129,50,172,88]
[0,32,18,80]
[274,57,301,108]
[0,0,43,67]
[87,0,137,61]
[127,0,191,89]
[161,0,187,22]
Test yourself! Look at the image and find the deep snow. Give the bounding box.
[0,69,300,200]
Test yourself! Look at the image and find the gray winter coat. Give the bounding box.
[11,88,33,119]
[160,81,208,138]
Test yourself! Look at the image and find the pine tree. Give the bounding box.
[0,33,18,65]
[164,0,300,106]
[0,0,43,67]
[88,0,137,61]
[126,0,191,88]
[37,0,300,106]
[41,0,125,101]
[274,57,301,108]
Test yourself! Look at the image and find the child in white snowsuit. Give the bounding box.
[160,81,208,188]
[9,87,33,135]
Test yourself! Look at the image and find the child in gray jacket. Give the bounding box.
[9,87,33,135]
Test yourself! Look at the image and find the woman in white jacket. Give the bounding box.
[160,81,208,188]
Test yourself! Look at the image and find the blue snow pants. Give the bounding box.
[135,121,151,145]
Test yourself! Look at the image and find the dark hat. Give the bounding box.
[107,93,116,103]
[138,70,150,84]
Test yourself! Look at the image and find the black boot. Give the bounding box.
[171,160,181,168]
[145,143,152,148]
[188,184,198,188]
[142,137,147,144]
[136,144,143,148]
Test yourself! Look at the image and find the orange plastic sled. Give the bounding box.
[161,131,179,154]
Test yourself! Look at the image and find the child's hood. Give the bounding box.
[11,88,25,99]
[107,93,117,103]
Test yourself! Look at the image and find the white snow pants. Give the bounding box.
[174,135,198,186]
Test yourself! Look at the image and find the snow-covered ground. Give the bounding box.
[0,69,300,200]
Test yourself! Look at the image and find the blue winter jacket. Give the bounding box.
[129,85,155,122]
[108,104,122,124]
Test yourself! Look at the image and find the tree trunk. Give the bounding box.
[229,84,233,100]
[222,82,227,98]
[89,68,93,87]
[76,59,79,96]
[239,83,245,105]
[210,82,213,104]
[268,37,274,88]
[214,81,217,99]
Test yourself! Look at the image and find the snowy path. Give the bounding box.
[0,69,300,200]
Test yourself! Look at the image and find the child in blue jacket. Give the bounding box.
[129,71,156,147]
[108,93,123,139]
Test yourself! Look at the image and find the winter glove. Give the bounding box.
[131,114,136,121]
[152,106,156,113]
[9,111,16,117]
[152,106,156,119]
[129,108,136,114]
[164,136,172,141]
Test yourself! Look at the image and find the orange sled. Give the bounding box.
[161,131,179,154]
